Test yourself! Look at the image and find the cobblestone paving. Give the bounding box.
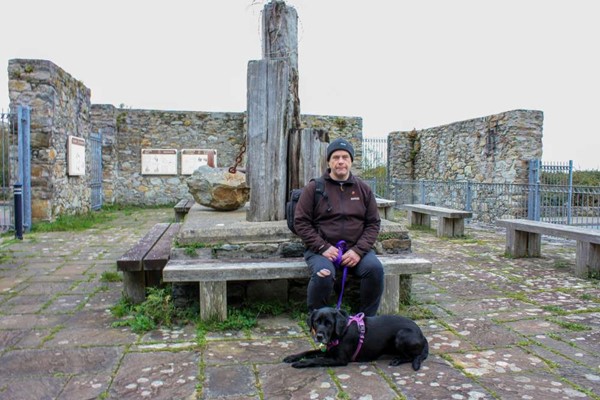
[1,209,600,399]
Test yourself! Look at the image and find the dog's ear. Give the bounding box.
[334,309,349,337]
[306,309,317,330]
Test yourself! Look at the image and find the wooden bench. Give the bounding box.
[497,219,600,278]
[117,222,181,303]
[174,199,195,222]
[163,256,431,321]
[376,198,396,221]
[401,204,473,237]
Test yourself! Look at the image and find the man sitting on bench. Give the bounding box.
[294,138,384,316]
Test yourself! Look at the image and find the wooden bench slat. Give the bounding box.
[117,223,171,272]
[143,223,181,271]
[174,199,195,222]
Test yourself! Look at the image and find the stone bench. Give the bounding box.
[174,199,195,222]
[117,222,181,303]
[401,204,473,237]
[497,219,600,278]
[376,198,396,221]
[163,256,431,321]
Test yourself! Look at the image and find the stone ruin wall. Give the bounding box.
[8,59,92,221]
[389,110,544,184]
[8,59,363,218]
[388,110,544,221]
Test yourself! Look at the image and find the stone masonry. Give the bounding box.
[8,59,362,219]
[389,109,544,184]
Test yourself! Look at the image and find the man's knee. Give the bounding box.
[316,268,331,278]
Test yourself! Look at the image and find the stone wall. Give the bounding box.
[8,59,92,220]
[8,59,363,217]
[389,110,544,184]
[95,108,362,206]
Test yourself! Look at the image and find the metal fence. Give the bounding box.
[0,107,31,234]
[362,137,388,198]
[389,179,600,229]
[1,110,16,232]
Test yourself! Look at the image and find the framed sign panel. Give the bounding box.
[181,149,217,175]
[141,149,178,175]
[68,135,86,176]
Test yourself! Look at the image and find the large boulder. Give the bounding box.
[186,165,250,211]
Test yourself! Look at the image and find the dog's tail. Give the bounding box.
[412,339,429,371]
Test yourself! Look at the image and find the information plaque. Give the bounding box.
[141,149,178,175]
[68,135,86,176]
[181,149,217,175]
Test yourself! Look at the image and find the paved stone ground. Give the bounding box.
[1,208,600,399]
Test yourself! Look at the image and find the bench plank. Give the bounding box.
[497,219,600,278]
[401,204,472,237]
[401,204,473,219]
[163,257,431,282]
[174,199,195,222]
[117,223,171,272]
[144,223,181,271]
[497,219,600,244]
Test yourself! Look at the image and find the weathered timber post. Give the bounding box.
[289,128,329,188]
[247,1,301,222]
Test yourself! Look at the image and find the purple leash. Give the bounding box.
[333,240,347,310]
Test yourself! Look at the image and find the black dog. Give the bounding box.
[284,307,428,370]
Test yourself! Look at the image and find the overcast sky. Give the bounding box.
[1,0,598,169]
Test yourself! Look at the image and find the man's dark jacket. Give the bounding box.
[294,171,381,257]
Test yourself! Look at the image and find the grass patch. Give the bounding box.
[553,260,572,269]
[100,271,122,283]
[546,317,591,332]
[30,204,169,232]
[111,287,195,333]
[542,305,569,316]
[398,303,436,321]
[111,288,304,334]
[406,224,436,234]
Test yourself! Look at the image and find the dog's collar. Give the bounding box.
[325,312,366,362]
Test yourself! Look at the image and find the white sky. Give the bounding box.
[1,0,599,169]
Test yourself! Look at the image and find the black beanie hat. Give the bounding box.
[326,138,354,161]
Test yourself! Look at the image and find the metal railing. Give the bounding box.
[389,179,600,228]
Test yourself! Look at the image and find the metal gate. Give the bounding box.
[1,106,31,233]
[362,137,388,197]
[90,130,102,210]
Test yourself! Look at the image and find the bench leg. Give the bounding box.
[575,242,600,279]
[437,217,465,237]
[409,211,430,228]
[199,281,227,321]
[380,275,399,314]
[379,274,412,314]
[506,229,541,258]
[122,271,146,304]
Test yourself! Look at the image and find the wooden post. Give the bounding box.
[246,1,302,221]
[247,59,291,221]
[288,128,328,189]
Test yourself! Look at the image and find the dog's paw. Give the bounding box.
[291,360,310,368]
[283,355,300,363]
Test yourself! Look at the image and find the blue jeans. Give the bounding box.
[304,248,384,316]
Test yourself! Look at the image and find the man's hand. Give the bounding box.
[341,249,361,268]
[322,246,339,262]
